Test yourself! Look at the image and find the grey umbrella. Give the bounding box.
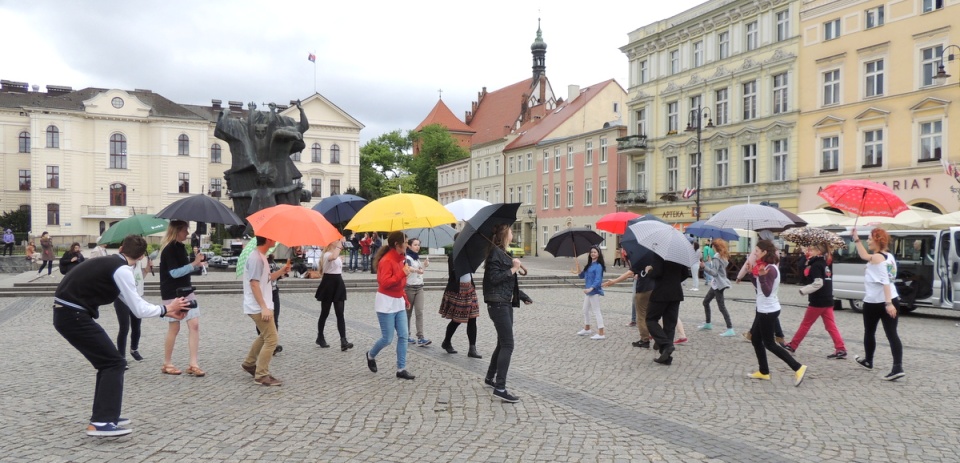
[705,204,795,231]
[404,224,457,248]
[625,221,699,268]
[155,194,244,226]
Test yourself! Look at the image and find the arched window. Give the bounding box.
[47,203,60,225]
[110,134,127,169]
[311,143,322,163]
[210,143,222,163]
[178,134,190,155]
[290,151,301,162]
[46,126,59,148]
[110,183,127,206]
[99,221,106,236]
[18,131,30,153]
[330,144,341,164]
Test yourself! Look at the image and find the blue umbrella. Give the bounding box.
[312,194,367,225]
[684,220,739,241]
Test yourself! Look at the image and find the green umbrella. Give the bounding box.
[235,239,278,278]
[98,215,170,245]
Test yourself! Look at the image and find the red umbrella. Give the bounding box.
[817,180,908,225]
[595,211,641,234]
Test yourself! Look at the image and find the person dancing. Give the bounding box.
[576,246,607,340]
[439,233,482,358]
[315,240,353,351]
[851,228,905,381]
[644,255,689,365]
[699,238,735,337]
[784,243,846,359]
[365,231,415,380]
[158,221,206,377]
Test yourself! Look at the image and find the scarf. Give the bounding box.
[405,248,420,261]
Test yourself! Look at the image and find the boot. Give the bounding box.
[467,345,482,359]
[316,334,329,348]
[441,342,457,354]
[341,338,354,351]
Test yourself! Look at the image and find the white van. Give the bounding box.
[832,227,960,313]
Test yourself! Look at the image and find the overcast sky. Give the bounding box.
[2,0,705,142]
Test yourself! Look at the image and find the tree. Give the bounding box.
[0,208,30,242]
[408,124,470,199]
[358,130,412,201]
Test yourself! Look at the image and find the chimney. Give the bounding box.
[1,80,29,93]
[211,99,222,110]
[46,85,73,95]
[567,85,580,102]
[228,100,243,111]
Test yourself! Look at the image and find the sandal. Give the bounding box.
[185,365,206,377]
[161,364,182,375]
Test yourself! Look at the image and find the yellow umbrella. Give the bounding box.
[345,193,457,232]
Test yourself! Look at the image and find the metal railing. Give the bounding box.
[616,135,647,151]
[614,189,647,204]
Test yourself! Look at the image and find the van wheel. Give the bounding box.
[849,300,863,313]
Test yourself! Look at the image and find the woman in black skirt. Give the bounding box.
[315,240,353,351]
[439,233,482,358]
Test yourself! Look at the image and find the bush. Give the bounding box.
[211,244,222,256]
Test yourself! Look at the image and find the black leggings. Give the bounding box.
[862,299,903,367]
[443,318,478,346]
[318,300,346,340]
[750,311,801,375]
[702,288,732,328]
[38,260,53,275]
[114,299,141,355]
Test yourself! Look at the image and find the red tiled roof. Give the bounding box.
[505,79,617,151]
[415,99,474,133]
[468,78,533,146]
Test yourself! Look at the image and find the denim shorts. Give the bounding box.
[161,294,201,322]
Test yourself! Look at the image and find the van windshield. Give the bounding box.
[833,233,935,265]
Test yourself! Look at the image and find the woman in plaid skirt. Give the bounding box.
[438,236,482,359]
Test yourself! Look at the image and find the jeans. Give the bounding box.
[38,260,53,275]
[348,249,359,271]
[405,286,424,338]
[750,311,801,375]
[369,311,409,370]
[1,243,12,256]
[702,288,732,329]
[646,300,679,351]
[788,305,845,351]
[486,302,515,390]
[361,253,370,271]
[862,299,903,367]
[244,313,278,379]
[581,294,604,329]
[53,307,126,423]
[114,299,142,356]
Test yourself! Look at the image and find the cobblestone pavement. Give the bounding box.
[2,257,959,462]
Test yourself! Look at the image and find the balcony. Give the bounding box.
[82,206,151,219]
[616,135,647,155]
[615,189,647,205]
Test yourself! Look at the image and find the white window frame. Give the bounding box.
[543,151,549,173]
[599,177,608,204]
[635,160,647,191]
[640,60,649,84]
[824,19,840,41]
[823,69,840,106]
[693,41,703,67]
[742,81,757,120]
[526,153,532,171]
[670,49,680,75]
[742,144,757,184]
[921,45,944,87]
[543,186,549,209]
[715,88,728,126]
[666,156,679,192]
[865,6,884,29]
[865,59,884,97]
[554,147,561,171]
[863,129,883,167]
[508,156,514,174]
[526,184,532,205]
[600,138,608,163]
[923,0,944,13]
[745,21,758,51]
[772,139,788,181]
[567,144,574,169]
[773,73,788,114]
[715,148,729,187]
[689,152,701,189]
[636,108,647,137]
[919,120,943,162]
[585,140,594,166]
[667,102,679,133]
[543,226,549,249]
[584,179,593,206]
[566,182,574,208]
[718,31,729,59]
[554,185,560,209]
[775,10,789,42]
[821,136,840,172]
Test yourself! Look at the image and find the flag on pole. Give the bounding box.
[681,188,697,199]
[307,53,316,63]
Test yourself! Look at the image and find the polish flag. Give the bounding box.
[307,53,316,63]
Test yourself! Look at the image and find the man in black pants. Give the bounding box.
[53,235,190,437]
[644,255,690,365]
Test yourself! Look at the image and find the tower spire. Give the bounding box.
[531,18,547,82]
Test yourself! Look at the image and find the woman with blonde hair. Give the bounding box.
[158,220,206,377]
[851,227,904,381]
[315,239,353,351]
[700,238,735,337]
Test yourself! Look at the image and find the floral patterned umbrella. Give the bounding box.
[780,227,845,250]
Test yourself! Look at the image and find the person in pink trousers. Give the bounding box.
[784,243,846,359]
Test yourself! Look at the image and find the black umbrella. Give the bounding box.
[763,207,807,232]
[312,194,368,225]
[451,203,520,278]
[544,227,604,259]
[155,194,244,225]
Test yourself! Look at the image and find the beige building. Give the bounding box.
[0,80,362,244]
[797,0,960,214]
[436,157,470,206]
[620,0,803,226]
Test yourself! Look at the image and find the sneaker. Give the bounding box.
[254,375,283,386]
[747,371,771,381]
[407,337,416,343]
[783,345,796,353]
[794,365,807,387]
[116,417,131,426]
[590,334,606,340]
[625,321,637,327]
[576,329,592,336]
[484,377,496,388]
[882,370,906,381]
[632,340,650,348]
[396,370,416,380]
[417,338,432,347]
[492,389,520,403]
[855,355,873,370]
[86,422,132,437]
[719,328,736,337]
[130,350,143,362]
[697,323,713,330]
[827,350,847,359]
[674,337,688,344]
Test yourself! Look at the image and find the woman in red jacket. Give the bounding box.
[364,231,415,380]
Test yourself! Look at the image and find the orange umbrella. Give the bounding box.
[247,204,342,247]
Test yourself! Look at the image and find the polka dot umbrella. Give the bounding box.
[817,179,909,227]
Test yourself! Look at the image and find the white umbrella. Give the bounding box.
[444,198,492,221]
[404,224,457,248]
[625,221,699,268]
[706,204,795,231]
[797,208,847,228]
[837,206,939,230]
[925,211,960,229]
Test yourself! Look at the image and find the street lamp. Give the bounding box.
[684,104,713,222]
[526,208,537,256]
[934,44,960,84]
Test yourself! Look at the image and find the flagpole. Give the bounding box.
[313,49,317,94]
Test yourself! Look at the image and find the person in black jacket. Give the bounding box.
[59,242,85,275]
[159,221,206,377]
[53,234,189,437]
[644,254,690,365]
[784,243,847,358]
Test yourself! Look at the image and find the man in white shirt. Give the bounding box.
[241,236,283,386]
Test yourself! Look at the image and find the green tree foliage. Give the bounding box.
[0,208,30,240]
[358,130,412,201]
[408,124,470,199]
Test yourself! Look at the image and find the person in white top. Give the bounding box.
[241,236,286,386]
[314,240,353,351]
[404,238,432,346]
[850,227,905,381]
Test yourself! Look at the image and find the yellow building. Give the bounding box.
[797,0,960,214]
[620,0,803,227]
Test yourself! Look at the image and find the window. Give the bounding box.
[554,185,560,209]
[669,49,680,75]
[667,102,679,133]
[742,144,757,184]
[567,145,574,169]
[477,162,481,178]
[689,95,702,123]
[46,126,59,148]
[554,147,561,171]
[18,131,30,153]
[715,148,729,187]
[776,10,790,42]
[110,183,127,206]
[772,139,788,181]
[508,187,514,203]
[639,60,649,84]
[543,226,549,249]
[526,184,532,204]
[526,153,532,171]
[291,151,301,162]
[110,133,127,169]
[210,143,222,163]
[746,21,758,51]
[742,81,757,120]
[178,134,189,156]
[542,186,549,209]
[311,179,322,197]
[584,179,593,206]
[517,155,522,173]
[311,143,322,163]
[866,6,884,28]
[718,31,729,59]
[330,144,340,164]
[46,166,59,188]
[178,172,191,193]
[693,41,703,67]
[585,141,594,165]
[865,59,884,97]
[543,151,549,173]
[920,120,942,161]
[495,159,500,175]
[823,69,840,106]
[599,178,608,204]
[715,89,728,126]
[666,156,678,192]
[689,153,701,189]
[923,0,943,13]
[47,204,60,226]
[773,73,788,114]
[485,161,490,176]
[863,129,883,167]
[600,138,608,163]
[330,179,340,196]
[922,46,944,87]
[636,108,647,137]
[566,182,574,207]
[636,160,647,191]
[821,136,840,172]
[210,178,222,197]
[824,19,840,41]
[18,169,30,191]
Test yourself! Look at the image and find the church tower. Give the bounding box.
[531,19,547,82]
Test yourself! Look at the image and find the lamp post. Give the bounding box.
[684,104,713,222]
[527,208,537,256]
[934,44,960,84]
